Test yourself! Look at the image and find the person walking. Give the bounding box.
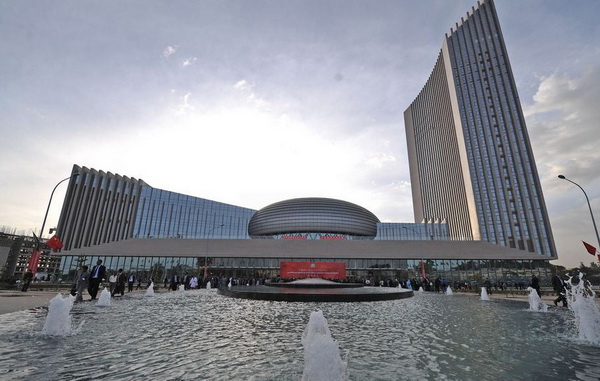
[21,269,34,292]
[112,269,127,297]
[552,272,568,307]
[127,273,135,292]
[88,259,106,300]
[74,265,90,303]
[531,274,541,297]
[108,272,117,294]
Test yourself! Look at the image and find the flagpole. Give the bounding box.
[27,172,79,275]
[558,175,600,252]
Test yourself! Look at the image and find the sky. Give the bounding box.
[1,0,599,269]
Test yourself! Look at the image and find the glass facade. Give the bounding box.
[57,254,553,287]
[404,0,556,258]
[133,187,256,239]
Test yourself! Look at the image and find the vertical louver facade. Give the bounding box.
[56,165,145,251]
[404,0,556,257]
[56,165,257,251]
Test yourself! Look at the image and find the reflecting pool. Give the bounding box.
[0,290,599,380]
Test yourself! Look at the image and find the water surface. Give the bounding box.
[0,290,598,380]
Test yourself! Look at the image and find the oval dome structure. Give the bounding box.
[248,197,380,237]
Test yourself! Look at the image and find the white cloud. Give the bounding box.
[172,92,195,116]
[365,152,396,168]
[234,79,250,90]
[182,57,197,67]
[524,65,600,267]
[162,45,176,58]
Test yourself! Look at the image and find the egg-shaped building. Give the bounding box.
[247,197,380,238]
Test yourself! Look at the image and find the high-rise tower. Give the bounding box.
[404,0,556,257]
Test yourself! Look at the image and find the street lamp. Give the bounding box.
[27,172,80,275]
[558,174,600,251]
[204,223,224,281]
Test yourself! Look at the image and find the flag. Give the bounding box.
[582,241,597,255]
[32,231,40,249]
[420,260,426,279]
[46,235,64,251]
[27,248,41,274]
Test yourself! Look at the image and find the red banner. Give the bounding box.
[27,248,41,275]
[280,261,346,279]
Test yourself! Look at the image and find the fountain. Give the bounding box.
[219,278,413,302]
[144,282,155,297]
[178,284,186,292]
[446,286,453,295]
[301,310,347,381]
[526,287,547,312]
[206,281,212,289]
[566,272,600,345]
[480,287,490,301]
[41,293,79,336]
[1,282,598,379]
[418,287,424,293]
[96,288,111,307]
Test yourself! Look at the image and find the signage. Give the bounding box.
[280,261,346,279]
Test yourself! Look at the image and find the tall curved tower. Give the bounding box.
[404,0,556,258]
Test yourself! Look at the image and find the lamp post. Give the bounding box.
[558,174,600,251]
[204,223,224,281]
[27,172,79,275]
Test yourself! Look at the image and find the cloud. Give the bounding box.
[172,92,195,116]
[365,152,396,168]
[525,66,600,185]
[234,80,250,90]
[182,57,197,67]
[524,65,600,267]
[162,45,176,58]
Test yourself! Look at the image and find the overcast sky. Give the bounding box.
[1,0,599,268]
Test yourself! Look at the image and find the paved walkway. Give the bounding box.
[0,288,149,314]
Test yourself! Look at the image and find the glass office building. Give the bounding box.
[404,0,556,258]
[54,165,552,286]
[53,1,557,286]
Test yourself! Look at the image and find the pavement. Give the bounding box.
[0,287,151,314]
[2,287,592,315]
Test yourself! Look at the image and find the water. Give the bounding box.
[301,310,347,381]
[480,287,490,301]
[144,282,155,297]
[96,288,111,307]
[527,287,548,312]
[40,293,79,336]
[567,273,600,344]
[1,291,599,380]
[446,286,453,295]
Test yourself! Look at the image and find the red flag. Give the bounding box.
[46,235,64,251]
[27,248,41,274]
[582,241,597,255]
[420,260,426,279]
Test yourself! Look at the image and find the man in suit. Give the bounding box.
[170,273,179,291]
[112,268,127,297]
[552,272,568,307]
[127,273,135,292]
[88,259,106,300]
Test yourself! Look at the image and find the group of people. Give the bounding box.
[73,260,137,302]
